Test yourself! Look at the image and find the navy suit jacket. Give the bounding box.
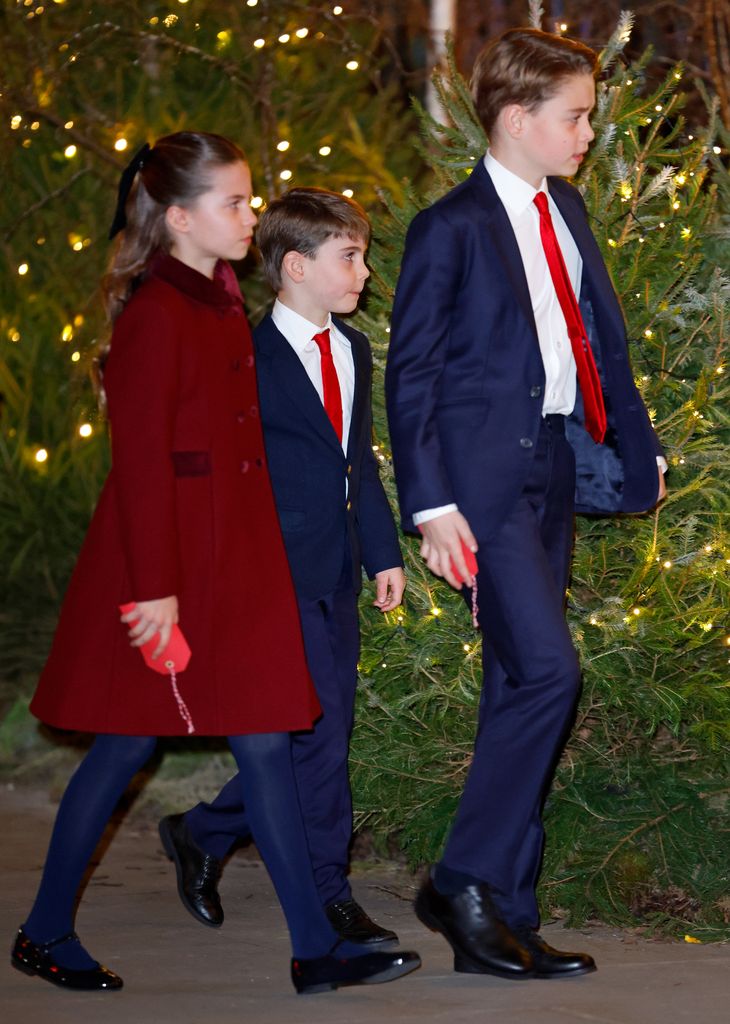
[254,313,403,600]
[385,160,663,539]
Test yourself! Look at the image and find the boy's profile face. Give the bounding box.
[507,72,596,184]
[299,234,370,321]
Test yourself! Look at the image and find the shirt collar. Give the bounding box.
[484,151,547,217]
[272,300,351,354]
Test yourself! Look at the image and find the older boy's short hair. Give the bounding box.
[471,28,598,137]
[256,186,370,291]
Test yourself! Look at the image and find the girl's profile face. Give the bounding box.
[168,160,258,275]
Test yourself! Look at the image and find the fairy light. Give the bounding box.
[715,365,725,374]
[713,146,722,155]
[681,227,692,240]
[672,200,680,210]
[644,328,653,338]
[463,644,470,652]
[61,324,73,341]
[250,196,263,209]
[589,615,599,625]
[663,560,672,569]
[114,137,128,152]
[632,607,642,616]
[619,182,632,200]
[11,114,22,129]
[430,606,442,617]
[295,28,309,38]
[64,144,77,158]
[276,140,290,151]
[701,622,714,632]
[35,448,48,463]
[163,14,178,27]
[280,169,292,181]
[346,60,359,71]
[319,145,332,156]
[30,120,40,130]
[18,263,29,275]
[675,173,686,186]
[78,423,93,438]
[342,188,354,198]
[8,328,21,342]
[608,238,617,248]
[64,120,74,129]
[253,37,265,48]
[216,30,232,47]
[333,5,343,13]
[247,0,258,6]
[74,314,84,327]
[71,351,81,362]
[655,104,663,112]
[704,544,713,553]
[278,33,290,43]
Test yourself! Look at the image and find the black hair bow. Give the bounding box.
[108,143,152,240]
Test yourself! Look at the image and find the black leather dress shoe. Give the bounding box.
[514,928,596,978]
[291,945,421,994]
[11,928,123,990]
[325,898,399,947]
[415,877,533,979]
[159,813,223,928]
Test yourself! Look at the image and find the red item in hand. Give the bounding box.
[449,540,479,586]
[119,603,191,673]
[119,603,195,734]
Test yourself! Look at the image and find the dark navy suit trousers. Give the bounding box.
[185,574,360,907]
[441,415,581,928]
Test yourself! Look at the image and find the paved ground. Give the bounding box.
[2,783,728,1024]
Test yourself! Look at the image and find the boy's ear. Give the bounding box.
[502,103,527,140]
[281,250,307,284]
[165,205,190,235]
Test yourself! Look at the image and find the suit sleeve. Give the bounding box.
[357,396,404,579]
[385,207,463,528]
[104,294,181,601]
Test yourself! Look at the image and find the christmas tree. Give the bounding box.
[352,9,730,937]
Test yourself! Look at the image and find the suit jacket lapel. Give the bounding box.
[255,314,344,455]
[548,181,626,342]
[468,161,539,341]
[333,316,367,461]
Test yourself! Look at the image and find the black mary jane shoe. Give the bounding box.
[291,943,421,995]
[11,928,123,990]
[325,898,399,948]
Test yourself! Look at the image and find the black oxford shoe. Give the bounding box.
[514,927,597,977]
[291,944,421,994]
[159,813,223,927]
[325,898,399,947]
[11,928,123,990]
[415,877,533,979]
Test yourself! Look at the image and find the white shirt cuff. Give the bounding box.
[657,456,668,474]
[412,503,459,526]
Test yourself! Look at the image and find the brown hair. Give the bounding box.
[471,28,598,137]
[102,131,246,321]
[256,187,370,291]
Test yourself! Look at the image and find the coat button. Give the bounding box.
[236,411,246,423]
[231,358,241,371]
[520,437,533,448]
[240,460,250,473]
[245,355,254,368]
[346,464,352,475]
[530,385,542,398]
[249,405,258,417]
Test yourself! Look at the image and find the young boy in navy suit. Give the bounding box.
[160,188,405,946]
[386,28,666,979]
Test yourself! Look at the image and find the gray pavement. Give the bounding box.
[2,783,728,1023]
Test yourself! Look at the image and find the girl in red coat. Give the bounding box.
[12,132,419,995]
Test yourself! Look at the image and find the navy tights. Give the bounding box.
[23,732,354,967]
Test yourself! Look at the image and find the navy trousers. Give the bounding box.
[185,580,360,907]
[441,415,581,929]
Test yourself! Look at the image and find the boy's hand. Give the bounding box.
[373,567,406,612]
[657,465,667,502]
[418,510,478,591]
[121,595,179,659]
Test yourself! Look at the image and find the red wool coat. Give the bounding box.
[31,253,320,735]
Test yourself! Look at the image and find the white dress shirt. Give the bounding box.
[271,298,355,454]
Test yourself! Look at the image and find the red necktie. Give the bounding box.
[533,192,607,444]
[312,328,343,443]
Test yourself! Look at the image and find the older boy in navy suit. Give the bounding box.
[386,28,666,979]
[160,189,405,946]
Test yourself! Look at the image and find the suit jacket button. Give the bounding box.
[346,500,352,511]
[249,404,258,417]
[240,460,250,473]
[520,437,533,448]
[246,355,254,368]
[530,385,542,398]
[346,464,352,475]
